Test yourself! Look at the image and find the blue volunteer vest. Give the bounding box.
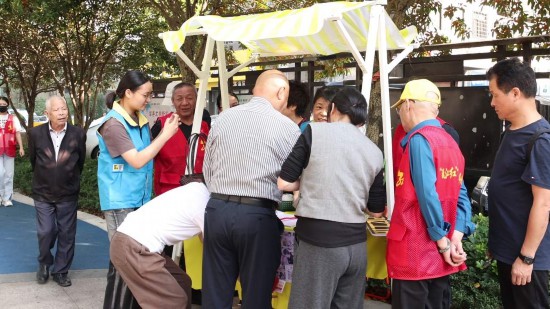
[97,102,152,211]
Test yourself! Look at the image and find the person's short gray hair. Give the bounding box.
[45,95,67,111]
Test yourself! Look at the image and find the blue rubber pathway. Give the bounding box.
[0,200,110,274]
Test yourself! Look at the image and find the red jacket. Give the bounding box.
[0,115,17,157]
[153,113,209,195]
[387,125,466,280]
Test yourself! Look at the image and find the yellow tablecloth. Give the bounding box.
[183,225,388,308]
[366,232,388,279]
[183,228,291,308]
[183,236,204,290]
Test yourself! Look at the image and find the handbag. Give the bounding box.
[179,132,207,186]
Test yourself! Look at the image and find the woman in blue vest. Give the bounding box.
[97,70,179,309]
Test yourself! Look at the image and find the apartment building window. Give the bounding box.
[472,12,488,38]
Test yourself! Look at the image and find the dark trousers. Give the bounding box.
[104,262,141,309]
[391,276,451,309]
[497,260,550,309]
[35,200,77,275]
[202,198,283,309]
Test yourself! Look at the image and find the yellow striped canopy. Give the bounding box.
[161,1,417,56]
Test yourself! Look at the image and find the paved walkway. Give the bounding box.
[0,193,390,309]
[0,193,108,308]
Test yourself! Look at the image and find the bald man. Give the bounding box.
[202,70,301,308]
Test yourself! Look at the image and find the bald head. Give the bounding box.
[252,70,289,112]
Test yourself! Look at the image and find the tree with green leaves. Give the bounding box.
[39,0,178,129]
[0,0,178,131]
[1,0,547,132]
[371,0,549,145]
[0,1,56,131]
[145,0,547,144]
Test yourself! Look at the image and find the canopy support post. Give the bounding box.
[216,41,230,112]
[387,45,416,72]
[191,36,215,135]
[175,50,202,77]
[377,7,395,219]
[361,4,382,106]
[332,18,368,75]
[228,54,258,77]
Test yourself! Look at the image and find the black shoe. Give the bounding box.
[52,273,72,287]
[36,264,49,284]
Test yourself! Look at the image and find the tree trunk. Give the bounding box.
[367,80,384,149]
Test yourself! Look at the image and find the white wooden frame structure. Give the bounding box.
[159,1,418,232]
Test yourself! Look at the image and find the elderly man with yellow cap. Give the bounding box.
[386,79,475,309]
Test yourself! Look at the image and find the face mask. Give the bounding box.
[0,106,8,113]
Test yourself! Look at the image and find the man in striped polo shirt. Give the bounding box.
[202,70,301,309]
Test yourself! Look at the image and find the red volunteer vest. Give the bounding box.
[0,114,17,157]
[387,125,466,280]
[153,112,209,195]
[392,117,449,179]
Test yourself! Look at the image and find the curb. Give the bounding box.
[12,192,107,232]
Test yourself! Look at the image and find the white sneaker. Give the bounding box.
[4,200,12,207]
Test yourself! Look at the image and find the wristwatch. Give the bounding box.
[518,253,535,265]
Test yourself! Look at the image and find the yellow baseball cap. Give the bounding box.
[391,79,441,109]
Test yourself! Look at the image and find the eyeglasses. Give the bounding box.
[394,101,405,114]
[395,99,415,113]
[136,92,153,99]
[394,104,402,114]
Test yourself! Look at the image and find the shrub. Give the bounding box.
[451,214,501,309]
[14,154,33,196]
[14,154,101,216]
